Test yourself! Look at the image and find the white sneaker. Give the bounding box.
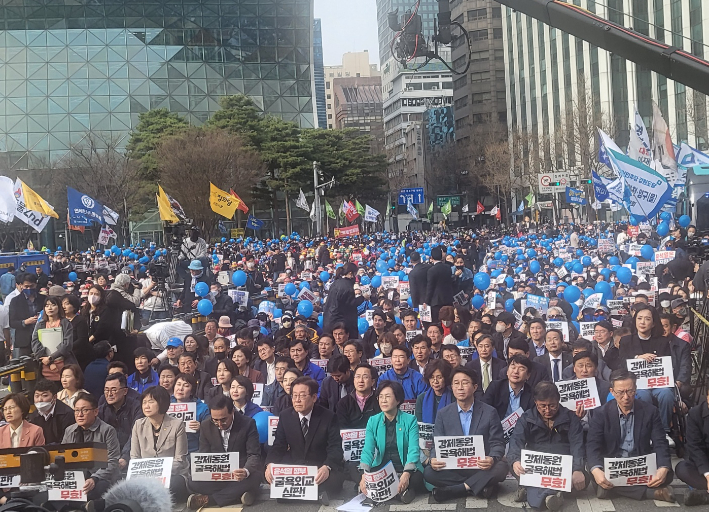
[666,434,675,448]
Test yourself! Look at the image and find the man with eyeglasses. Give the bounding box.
[98,373,143,470]
[587,369,675,503]
[186,395,262,510]
[61,392,120,504]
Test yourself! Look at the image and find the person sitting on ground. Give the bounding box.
[127,347,160,393]
[158,364,180,396]
[28,379,75,444]
[204,358,239,403]
[98,372,143,470]
[261,356,295,411]
[317,356,354,413]
[378,345,429,401]
[674,386,709,506]
[57,364,89,409]
[0,393,45,452]
[171,373,210,454]
[483,355,535,421]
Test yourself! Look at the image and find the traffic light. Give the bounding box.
[582,178,592,184]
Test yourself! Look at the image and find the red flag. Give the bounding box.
[496,207,501,221]
[229,189,249,213]
[344,201,359,222]
[476,201,485,214]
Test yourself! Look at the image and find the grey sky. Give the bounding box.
[315,0,380,67]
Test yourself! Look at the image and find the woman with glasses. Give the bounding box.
[170,373,210,453]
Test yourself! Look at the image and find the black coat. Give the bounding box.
[493,329,527,362]
[318,374,355,413]
[618,333,670,361]
[466,356,507,388]
[482,379,534,421]
[68,314,92,370]
[9,293,46,349]
[586,399,672,471]
[336,392,380,430]
[532,352,574,382]
[27,400,75,444]
[408,263,430,309]
[323,277,358,339]
[668,334,692,384]
[425,261,453,307]
[199,412,263,474]
[684,401,709,473]
[266,405,344,472]
[84,306,119,345]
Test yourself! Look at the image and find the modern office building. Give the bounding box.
[313,18,327,129]
[324,51,380,129]
[332,76,384,153]
[0,0,317,171]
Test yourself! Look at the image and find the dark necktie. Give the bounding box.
[301,417,309,439]
[553,359,560,382]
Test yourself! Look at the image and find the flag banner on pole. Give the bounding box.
[476,201,485,214]
[512,200,525,215]
[461,203,469,213]
[525,191,535,207]
[0,175,17,223]
[592,171,610,202]
[229,189,249,213]
[309,201,317,222]
[333,225,360,238]
[407,198,418,219]
[102,204,119,225]
[364,204,380,222]
[67,212,85,233]
[166,192,187,220]
[17,179,57,218]
[246,214,264,230]
[325,200,336,220]
[355,199,365,216]
[427,202,433,219]
[489,205,499,216]
[441,200,452,218]
[157,185,179,223]
[627,105,652,167]
[296,188,310,212]
[13,179,54,232]
[651,102,677,171]
[209,182,240,219]
[676,142,709,167]
[68,187,104,226]
[344,201,359,222]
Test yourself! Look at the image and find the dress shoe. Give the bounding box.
[545,492,564,512]
[653,487,676,503]
[399,488,415,504]
[683,489,709,506]
[514,487,527,503]
[596,484,609,499]
[240,491,255,506]
[481,483,498,499]
[319,491,330,506]
[187,493,209,511]
[431,484,468,503]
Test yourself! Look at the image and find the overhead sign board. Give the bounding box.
[398,187,425,205]
[538,172,571,193]
[436,195,462,207]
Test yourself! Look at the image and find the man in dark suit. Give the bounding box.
[265,376,344,504]
[8,272,45,357]
[492,312,526,362]
[28,379,75,444]
[527,318,548,359]
[483,355,534,421]
[465,334,506,393]
[187,395,263,510]
[498,337,546,389]
[407,252,430,310]
[674,389,708,506]
[424,367,508,501]
[591,321,621,372]
[587,369,675,502]
[423,246,453,323]
[532,329,572,383]
[317,356,353,413]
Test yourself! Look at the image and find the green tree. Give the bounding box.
[208,94,265,149]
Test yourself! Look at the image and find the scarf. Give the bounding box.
[420,388,453,424]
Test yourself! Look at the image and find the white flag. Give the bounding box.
[0,175,17,223]
[490,205,499,216]
[461,203,469,213]
[651,102,677,171]
[309,201,317,222]
[627,106,652,167]
[102,204,120,225]
[364,204,380,223]
[296,188,310,211]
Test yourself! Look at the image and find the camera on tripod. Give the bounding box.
[164,222,188,251]
[148,261,169,283]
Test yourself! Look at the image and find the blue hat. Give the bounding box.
[188,260,204,270]
[166,337,183,348]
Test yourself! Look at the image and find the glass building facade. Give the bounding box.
[312,18,326,129]
[0,0,316,170]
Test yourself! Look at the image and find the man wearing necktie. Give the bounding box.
[465,334,505,393]
[317,357,354,413]
[532,329,572,383]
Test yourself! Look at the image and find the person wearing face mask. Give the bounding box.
[452,256,473,295]
[374,332,397,359]
[175,260,213,312]
[28,378,76,444]
[274,311,295,340]
[209,282,236,321]
[177,226,208,279]
[243,255,265,295]
[492,312,526,362]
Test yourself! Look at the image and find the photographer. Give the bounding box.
[140,270,170,324]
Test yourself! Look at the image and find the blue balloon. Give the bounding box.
[297,300,314,318]
[474,272,490,291]
[197,299,213,316]
[194,282,209,297]
[678,214,691,228]
[582,256,592,267]
[122,249,130,257]
[139,266,146,273]
[553,257,564,267]
[371,276,382,289]
[68,272,78,282]
[471,295,485,309]
[505,276,515,289]
[529,260,541,274]
[576,249,584,258]
[494,251,502,260]
[656,222,669,237]
[358,318,369,335]
[608,256,620,266]
[600,268,611,280]
[526,249,537,259]
[300,281,310,291]
[376,260,388,273]
[629,214,640,226]
[320,271,330,282]
[387,259,396,268]
[360,275,370,286]
[572,263,583,274]
[659,211,671,221]
[491,269,502,278]
[617,266,633,284]
[253,410,275,444]
[582,288,595,299]
[284,283,297,296]
[111,245,120,254]
[640,245,654,260]
[570,303,579,320]
[505,298,514,312]
[563,285,581,303]
[317,315,324,327]
[232,270,247,286]
[272,308,283,320]
[104,250,111,257]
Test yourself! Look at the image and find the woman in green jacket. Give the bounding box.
[358,380,426,504]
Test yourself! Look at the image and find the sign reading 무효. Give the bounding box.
[340,429,366,462]
[519,450,573,492]
[555,378,601,411]
[270,465,318,500]
[434,435,485,469]
[626,357,674,389]
[604,454,657,487]
[190,452,240,481]
[363,461,399,503]
[45,471,87,501]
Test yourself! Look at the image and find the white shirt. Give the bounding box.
[298,410,313,430]
[220,418,234,452]
[265,360,276,385]
[0,302,9,331]
[10,422,24,448]
[479,359,494,384]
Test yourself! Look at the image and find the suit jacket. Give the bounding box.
[482,379,534,421]
[408,263,431,309]
[266,405,343,472]
[130,415,188,474]
[318,374,354,413]
[497,359,546,390]
[425,261,454,307]
[492,329,527,362]
[432,400,506,460]
[359,411,422,473]
[528,338,548,359]
[466,357,507,389]
[199,412,262,474]
[586,399,672,471]
[0,421,46,448]
[9,293,47,348]
[532,352,573,382]
[28,400,76,444]
[336,392,381,430]
[685,401,709,473]
[668,334,692,384]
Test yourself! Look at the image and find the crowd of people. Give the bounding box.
[0,217,707,512]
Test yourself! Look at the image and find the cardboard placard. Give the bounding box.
[579,322,596,340]
[525,294,549,314]
[252,383,264,406]
[268,417,280,446]
[418,305,432,322]
[604,454,657,487]
[453,290,468,306]
[519,450,573,492]
[270,464,318,500]
[228,289,249,307]
[418,422,434,450]
[363,461,399,503]
[167,402,197,433]
[626,357,674,389]
[298,288,317,302]
[405,330,422,342]
[636,262,655,276]
[191,452,240,481]
[370,357,393,377]
[340,429,366,462]
[546,321,570,342]
[501,408,524,446]
[556,377,601,411]
[365,309,374,327]
[654,251,675,265]
[0,474,20,488]
[486,292,497,310]
[45,471,87,501]
[398,400,416,415]
[382,276,399,290]
[127,457,173,487]
[399,281,410,300]
[434,435,485,469]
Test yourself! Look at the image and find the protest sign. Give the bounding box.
[191,452,240,481]
[434,435,485,469]
[606,299,625,315]
[513,309,523,329]
[228,289,249,307]
[487,292,497,310]
[628,243,643,257]
[525,294,549,314]
[556,378,601,411]
[636,262,655,276]
[611,318,624,328]
[0,474,20,488]
[399,400,416,415]
[311,358,329,377]
[418,422,434,450]
[340,429,366,462]
[579,322,596,340]
[406,330,422,342]
[270,465,318,500]
[382,276,399,289]
[546,320,570,342]
[519,450,573,492]
[581,293,603,311]
[252,383,264,406]
[268,417,280,446]
[557,266,568,278]
[277,284,286,297]
[654,251,675,265]
[453,290,468,306]
[127,457,173,487]
[363,461,399,503]
[370,357,393,377]
[418,305,432,322]
[501,408,524,451]
[604,454,657,487]
[399,281,410,299]
[597,239,616,253]
[626,357,674,389]
[365,309,374,326]
[46,471,87,502]
[298,288,317,302]
[458,347,476,362]
[167,402,197,433]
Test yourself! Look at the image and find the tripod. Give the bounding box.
[146,279,173,324]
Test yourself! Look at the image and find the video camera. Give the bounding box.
[164,222,188,251]
[148,260,170,283]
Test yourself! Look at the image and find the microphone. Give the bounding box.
[101,477,173,512]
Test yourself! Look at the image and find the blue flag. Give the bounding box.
[592,171,609,202]
[67,187,103,226]
[598,143,611,168]
[246,214,264,230]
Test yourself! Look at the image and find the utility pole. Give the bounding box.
[313,161,322,236]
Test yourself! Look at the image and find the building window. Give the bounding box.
[326,82,330,89]
[469,29,488,42]
[328,114,332,119]
[492,7,502,18]
[327,104,331,109]
[327,94,331,99]
[468,8,486,21]
[455,96,468,109]
[492,28,503,39]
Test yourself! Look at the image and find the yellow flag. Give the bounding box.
[209,182,239,219]
[21,181,58,218]
[157,185,179,223]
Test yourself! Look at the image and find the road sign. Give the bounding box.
[538,172,570,193]
[398,187,424,205]
[436,195,462,207]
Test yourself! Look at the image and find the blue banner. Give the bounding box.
[67,187,104,226]
[565,187,587,205]
[592,171,609,202]
[246,214,264,230]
